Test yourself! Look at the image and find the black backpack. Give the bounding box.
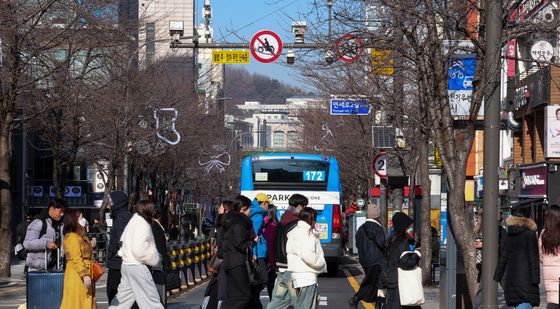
[273,220,298,269]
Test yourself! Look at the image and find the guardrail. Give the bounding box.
[167,239,212,292]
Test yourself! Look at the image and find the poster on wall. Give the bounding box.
[545,105,560,158]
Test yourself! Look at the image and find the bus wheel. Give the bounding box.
[326,260,339,277]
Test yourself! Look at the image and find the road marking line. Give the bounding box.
[343,268,374,309]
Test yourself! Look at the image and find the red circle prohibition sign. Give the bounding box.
[250,30,283,63]
[372,152,388,179]
[335,33,364,63]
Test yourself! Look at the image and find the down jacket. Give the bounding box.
[219,211,255,270]
[286,220,327,276]
[23,215,64,270]
[494,216,540,307]
[539,230,560,305]
[355,219,386,268]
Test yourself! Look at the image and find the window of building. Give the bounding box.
[287,131,298,147]
[273,131,285,148]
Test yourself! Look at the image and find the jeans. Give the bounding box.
[516,303,532,309]
[267,271,297,309]
[294,284,318,309]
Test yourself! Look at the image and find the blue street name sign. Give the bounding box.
[330,99,371,115]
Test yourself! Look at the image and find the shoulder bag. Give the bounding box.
[246,247,266,286]
[397,250,424,306]
[92,260,104,283]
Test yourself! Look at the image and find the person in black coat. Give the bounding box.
[106,190,133,304]
[151,204,171,305]
[349,203,386,308]
[218,195,256,309]
[382,212,420,309]
[494,207,540,308]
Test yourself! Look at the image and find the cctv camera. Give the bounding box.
[287,50,295,65]
[325,50,336,65]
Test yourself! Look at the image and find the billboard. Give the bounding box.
[519,164,548,198]
[545,105,560,158]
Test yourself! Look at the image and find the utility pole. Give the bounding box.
[481,0,502,307]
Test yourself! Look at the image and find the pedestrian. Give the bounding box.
[382,211,420,309]
[286,207,327,309]
[202,200,233,309]
[108,199,163,309]
[151,204,171,305]
[494,207,540,309]
[219,195,257,309]
[23,198,65,270]
[105,190,133,304]
[248,193,270,308]
[349,202,386,308]
[267,193,308,309]
[263,204,279,301]
[539,205,560,309]
[60,208,95,309]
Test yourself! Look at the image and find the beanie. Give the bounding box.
[366,203,381,219]
[392,212,413,232]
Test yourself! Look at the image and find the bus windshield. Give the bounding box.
[252,159,329,190]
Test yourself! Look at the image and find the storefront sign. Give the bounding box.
[519,165,548,197]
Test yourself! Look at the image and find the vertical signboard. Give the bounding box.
[546,105,560,157]
[448,58,478,116]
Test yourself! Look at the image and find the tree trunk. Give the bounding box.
[0,117,13,277]
[418,134,433,285]
[98,164,115,223]
[53,152,64,199]
[448,173,477,302]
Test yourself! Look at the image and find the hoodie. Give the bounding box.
[107,191,133,270]
[249,199,268,259]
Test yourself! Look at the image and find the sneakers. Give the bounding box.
[348,295,359,308]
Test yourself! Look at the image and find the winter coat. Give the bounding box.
[262,217,277,268]
[219,211,255,270]
[355,219,386,267]
[106,192,133,270]
[118,213,160,266]
[382,233,410,289]
[60,231,94,309]
[494,216,540,307]
[249,199,267,259]
[286,220,327,275]
[539,230,560,304]
[23,215,64,270]
[151,219,170,285]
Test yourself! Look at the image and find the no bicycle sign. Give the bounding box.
[250,30,283,63]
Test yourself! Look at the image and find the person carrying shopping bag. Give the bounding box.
[286,207,327,309]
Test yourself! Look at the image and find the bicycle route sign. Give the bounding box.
[250,30,283,63]
[336,33,364,63]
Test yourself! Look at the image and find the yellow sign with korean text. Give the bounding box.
[435,147,443,167]
[212,50,250,64]
[370,48,394,75]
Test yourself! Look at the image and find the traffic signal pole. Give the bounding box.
[481,0,502,307]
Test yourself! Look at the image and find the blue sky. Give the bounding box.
[198,0,316,89]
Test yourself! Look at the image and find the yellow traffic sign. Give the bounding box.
[212,50,250,64]
[435,147,443,167]
[370,48,394,75]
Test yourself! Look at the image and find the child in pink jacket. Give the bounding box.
[539,205,560,308]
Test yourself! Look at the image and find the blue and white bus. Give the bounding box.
[240,153,343,275]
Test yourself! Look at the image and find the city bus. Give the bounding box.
[240,153,343,275]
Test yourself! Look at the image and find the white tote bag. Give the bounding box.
[397,251,425,306]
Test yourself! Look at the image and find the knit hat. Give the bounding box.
[366,203,381,219]
[255,193,271,204]
[392,212,413,232]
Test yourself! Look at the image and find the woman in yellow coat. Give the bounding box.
[60,209,95,309]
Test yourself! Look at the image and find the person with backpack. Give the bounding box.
[23,199,65,270]
[248,193,270,309]
[348,203,386,308]
[267,193,308,309]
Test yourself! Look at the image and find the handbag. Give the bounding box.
[207,252,223,273]
[246,248,266,286]
[397,251,425,306]
[91,260,104,283]
[166,271,181,291]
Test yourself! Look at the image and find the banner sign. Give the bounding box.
[212,50,250,64]
[330,98,371,115]
[545,105,560,157]
[448,58,480,116]
[519,164,548,198]
[240,190,340,209]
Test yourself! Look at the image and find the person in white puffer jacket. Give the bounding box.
[286,207,327,309]
[109,200,163,309]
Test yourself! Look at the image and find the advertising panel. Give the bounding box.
[545,105,560,157]
[519,165,548,198]
[448,58,483,116]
